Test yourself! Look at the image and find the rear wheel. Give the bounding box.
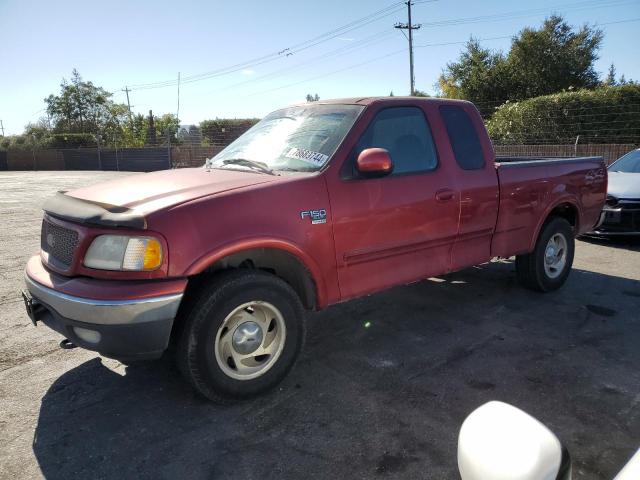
[176,270,305,403]
[516,217,575,292]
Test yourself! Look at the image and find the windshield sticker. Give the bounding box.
[284,147,329,166]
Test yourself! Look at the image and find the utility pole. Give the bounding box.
[395,1,421,95]
[176,72,181,121]
[123,86,133,126]
[0,119,4,136]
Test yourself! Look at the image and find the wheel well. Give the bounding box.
[547,202,579,231]
[168,248,317,350]
[188,248,317,310]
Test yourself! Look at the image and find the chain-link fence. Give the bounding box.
[0,145,229,171]
[494,143,637,165]
[1,107,638,171]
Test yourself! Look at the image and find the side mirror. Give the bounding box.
[356,148,393,176]
[458,401,570,480]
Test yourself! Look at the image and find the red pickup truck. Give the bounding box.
[23,97,607,402]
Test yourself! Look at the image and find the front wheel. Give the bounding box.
[516,217,575,292]
[176,270,305,403]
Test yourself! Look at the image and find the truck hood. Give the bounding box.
[45,168,282,229]
[69,167,280,211]
[607,171,640,199]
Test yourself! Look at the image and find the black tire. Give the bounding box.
[176,270,305,403]
[516,217,575,292]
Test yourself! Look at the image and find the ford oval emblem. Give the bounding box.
[46,233,55,247]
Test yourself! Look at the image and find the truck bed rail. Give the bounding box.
[496,156,604,168]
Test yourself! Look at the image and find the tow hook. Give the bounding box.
[60,339,77,350]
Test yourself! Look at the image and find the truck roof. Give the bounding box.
[293,96,475,107]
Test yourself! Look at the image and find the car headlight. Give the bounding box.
[605,195,618,208]
[84,235,163,271]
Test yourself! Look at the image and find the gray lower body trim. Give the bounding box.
[24,275,183,325]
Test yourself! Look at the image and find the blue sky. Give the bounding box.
[0,0,638,135]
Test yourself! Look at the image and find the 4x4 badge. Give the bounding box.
[300,209,327,225]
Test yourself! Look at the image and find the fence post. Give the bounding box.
[31,133,37,170]
[95,134,102,170]
[114,134,120,171]
[167,130,172,168]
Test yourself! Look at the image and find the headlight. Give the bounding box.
[84,235,163,271]
[605,195,618,207]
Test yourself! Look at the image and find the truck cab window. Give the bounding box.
[353,106,438,176]
[440,105,485,170]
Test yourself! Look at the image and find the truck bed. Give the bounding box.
[491,155,607,257]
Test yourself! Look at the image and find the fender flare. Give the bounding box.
[528,196,582,252]
[184,237,328,308]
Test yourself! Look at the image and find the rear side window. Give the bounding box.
[440,105,485,170]
[354,107,438,175]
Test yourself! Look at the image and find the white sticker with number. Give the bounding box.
[284,147,329,166]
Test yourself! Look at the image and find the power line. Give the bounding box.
[143,6,407,91]
[243,34,521,97]
[126,1,407,91]
[593,17,640,26]
[206,29,399,95]
[415,0,637,28]
[415,35,513,48]
[120,0,636,94]
[246,47,409,97]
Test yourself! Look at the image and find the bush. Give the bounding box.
[200,118,259,146]
[486,84,640,144]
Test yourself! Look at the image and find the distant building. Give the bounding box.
[177,125,202,145]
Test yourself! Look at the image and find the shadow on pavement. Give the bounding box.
[579,234,640,252]
[33,262,640,479]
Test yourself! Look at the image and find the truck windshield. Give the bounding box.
[609,150,640,173]
[207,104,364,172]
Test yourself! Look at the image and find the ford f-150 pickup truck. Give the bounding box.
[23,97,607,402]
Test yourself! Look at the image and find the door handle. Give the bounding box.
[435,189,455,202]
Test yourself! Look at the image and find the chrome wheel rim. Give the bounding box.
[214,301,286,380]
[544,233,568,279]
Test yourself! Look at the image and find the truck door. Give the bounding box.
[439,104,500,270]
[328,105,460,301]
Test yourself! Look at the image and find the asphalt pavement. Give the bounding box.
[0,171,638,479]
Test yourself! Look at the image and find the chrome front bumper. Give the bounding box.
[24,274,184,360]
[24,274,183,326]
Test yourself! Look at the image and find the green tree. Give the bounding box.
[154,113,180,142]
[437,38,513,116]
[438,16,603,116]
[305,93,320,102]
[507,15,602,99]
[44,69,129,146]
[604,63,617,87]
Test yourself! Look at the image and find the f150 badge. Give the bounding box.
[300,209,327,225]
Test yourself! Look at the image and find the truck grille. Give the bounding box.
[41,219,79,267]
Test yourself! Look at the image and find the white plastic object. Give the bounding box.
[614,448,640,480]
[458,401,563,480]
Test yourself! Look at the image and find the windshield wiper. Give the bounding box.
[276,166,318,172]
[220,159,278,176]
